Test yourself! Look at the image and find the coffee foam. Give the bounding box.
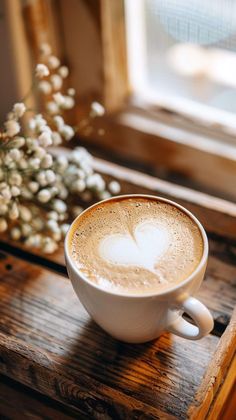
[70,197,204,295]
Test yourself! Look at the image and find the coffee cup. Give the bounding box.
[65,195,214,343]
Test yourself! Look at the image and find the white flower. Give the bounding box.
[45,169,56,184]
[53,92,65,106]
[9,148,21,161]
[50,74,63,90]
[9,202,19,220]
[58,186,68,199]
[11,186,20,197]
[41,154,53,169]
[73,179,86,192]
[47,219,58,232]
[62,96,75,109]
[0,218,7,232]
[21,224,32,237]
[99,191,111,200]
[9,172,22,186]
[36,171,47,187]
[60,223,70,237]
[18,159,28,170]
[7,112,14,120]
[11,227,21,240]
[40,125,51,135]
[39,131,52,147]
[32,218,44,231]
[53,115,64,130]
[5,153,14,167]
[67,88,75,96]
[59,66,69,78]
[91,101,105,117]
[28,181,39,193]
[53,199,67,213]
[11,136,25,148]
[26,137,39,150]
[46,101,59,115]
[48,55,60,69]
[0,182,7,190]
[42,237,58,253]
[34,146,46,159]
[28,119,36,131]
[38,80,52,94]
[38,188,51,203]
[76,169,86,179]
[72,147,93,164]
[5,120,20,137]
[48,211,58,221]
[52,230,61,241]
[29,115,48,132]
[49,185,57,196]
[1,186,11,201]
[35,63,49,78]
[25,234,42,248]
[70,149,85,165]
[29,157,41,169]
[35,114,47,129]
[60,125,74,141]
[21,187,33,199]
[56,155,68,171]
[13,103,26,118]
[0,204,8,215]
[19,205,32,222]
[58,213,67,221]
[40,43,52,56]
[51,131,62,145]
[86,174,105,191]
[108,181,120,194]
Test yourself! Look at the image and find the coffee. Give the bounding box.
[70,196,203,295]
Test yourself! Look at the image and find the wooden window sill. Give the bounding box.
[76,103,236,202]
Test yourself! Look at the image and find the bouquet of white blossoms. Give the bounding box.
[0,44,120,253]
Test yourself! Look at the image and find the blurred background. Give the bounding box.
[1,0,236,201]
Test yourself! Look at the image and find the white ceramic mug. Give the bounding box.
[65,195,214,343]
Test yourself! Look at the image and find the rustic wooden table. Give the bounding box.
[0,158,235,419]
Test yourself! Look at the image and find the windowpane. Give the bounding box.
[126,0,236,122]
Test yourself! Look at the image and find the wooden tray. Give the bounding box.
[0,157,235,419]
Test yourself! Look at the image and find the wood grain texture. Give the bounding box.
[1,230,235,335]
[219,377,236,420]
[188,309,236,419]
[0,252,220,419]
[100,0,128,111]
[0,375,82,419]
[207,357,236,420]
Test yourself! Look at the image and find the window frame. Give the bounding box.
[22,0,236,201]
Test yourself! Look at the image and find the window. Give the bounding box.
[125,0,236,134]
[9,0,236,201]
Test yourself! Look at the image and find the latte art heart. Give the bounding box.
[71,197,204,295]
[99,222,170,280]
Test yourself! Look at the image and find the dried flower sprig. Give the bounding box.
[0,44,120,253]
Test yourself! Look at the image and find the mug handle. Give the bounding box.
[167,296,214,340]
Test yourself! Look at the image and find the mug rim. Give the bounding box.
[65,194,208,298]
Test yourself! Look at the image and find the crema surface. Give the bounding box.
[70,197,203,295]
